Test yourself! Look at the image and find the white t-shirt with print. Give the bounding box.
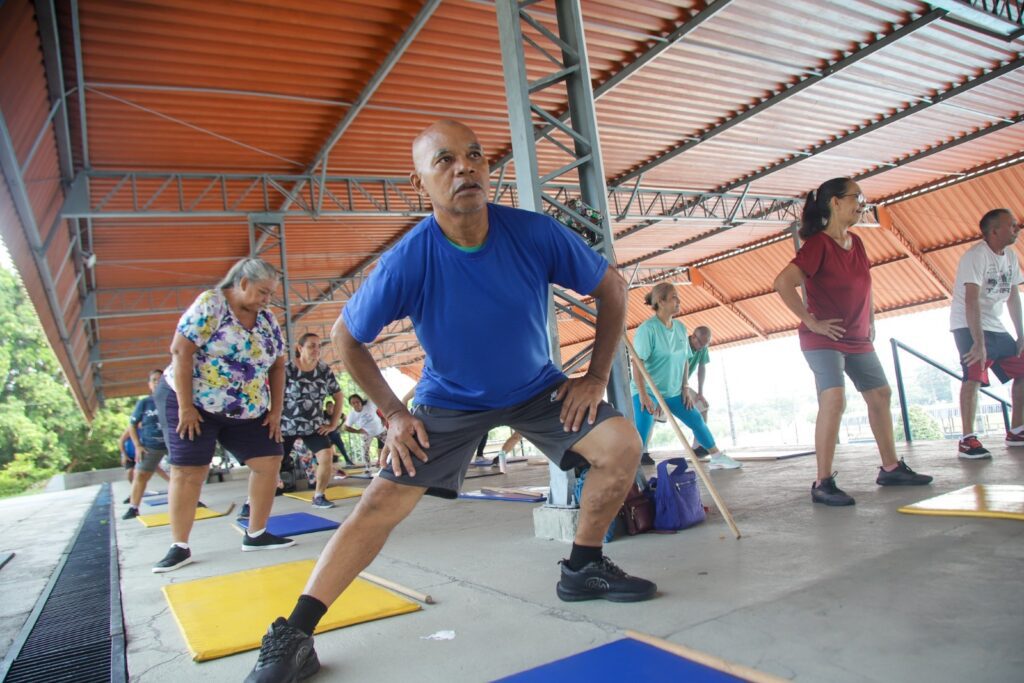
[344,403,385,437]
[950,241,1024,332]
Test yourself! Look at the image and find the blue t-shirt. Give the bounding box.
[343,204,608,410]
[131,396,166,450]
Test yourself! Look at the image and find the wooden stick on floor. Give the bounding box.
[358,571,435,605]
[625,630,789,683]
[623,336,742,539]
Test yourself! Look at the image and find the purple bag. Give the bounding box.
[652,458,705,531]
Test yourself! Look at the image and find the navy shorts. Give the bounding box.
[379,382,622,499]
[161,380,283,467]
[283,433,332,456]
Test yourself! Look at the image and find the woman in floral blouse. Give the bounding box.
[152,258,291,573]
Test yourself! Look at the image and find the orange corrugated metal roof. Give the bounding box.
[1,0,1022,410]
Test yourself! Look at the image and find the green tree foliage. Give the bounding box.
[0,267,135,496]
[893,405,944,442]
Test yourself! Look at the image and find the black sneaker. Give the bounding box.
[556,556,657,603]
[244,617,319,683]
[197,500,208,508]
[242,531,295,552]
[877,459,933,486]
[640,452,656,466]
[122,506,139,520]
[311,494,335,509]
[693,445,709,457]
[812,473,855,506]
[152,545,192,573]
[237,502,251,520]
[122,496,131,504]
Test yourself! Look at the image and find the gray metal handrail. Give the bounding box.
[890,337,1010,442]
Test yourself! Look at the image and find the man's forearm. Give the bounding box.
[697,364,706,394]
[334,323,404,420]
[587,280,627,384]
[1009,292,1023,339]
[966,295,984,345]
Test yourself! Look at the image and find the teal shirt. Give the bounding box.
[630,317,691,399]
[686,343,710,379]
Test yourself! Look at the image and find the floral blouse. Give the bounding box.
[167,289,285,418]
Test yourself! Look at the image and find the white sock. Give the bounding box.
[962,433,976,440]
[247,528,266,538]
[1012,426,1024,435]
[173,542,189,550]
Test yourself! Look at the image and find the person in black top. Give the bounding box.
[281,333,344,508]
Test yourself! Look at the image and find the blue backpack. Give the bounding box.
[650,458,705,531]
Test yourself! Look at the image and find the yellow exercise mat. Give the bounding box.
[899,484,1024,521]
[137,505,230,528]
[283,486,364,503]
[163,559,421,661]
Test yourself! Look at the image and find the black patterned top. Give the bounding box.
[281,361,342,436]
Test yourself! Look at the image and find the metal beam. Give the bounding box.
[691,267,766,338]
[878,150,1024,205]
[619,111,1020,269]
[270,0,440,249]
[876,205,953,297]
[69,0,89,169]
[857,113,1024,182]
[611,9,947,187]
[488,0,735,173]
[32,0,74,182]
[0,106,92,413]
[712,56,1024,196]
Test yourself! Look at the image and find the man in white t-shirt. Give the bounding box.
[950,208,1024,459]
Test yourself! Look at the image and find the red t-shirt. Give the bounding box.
[791,232,873,353]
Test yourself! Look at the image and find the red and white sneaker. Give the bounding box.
[1005,430,1024,447]
[958,435,991,459]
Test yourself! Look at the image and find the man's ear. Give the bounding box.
[409,170,425,196]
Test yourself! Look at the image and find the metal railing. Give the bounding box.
[890,337,1010,442]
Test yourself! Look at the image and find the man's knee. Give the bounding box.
[352,479,423,524]
[578,418,641,471]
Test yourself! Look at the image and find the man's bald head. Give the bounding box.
[409,120,489,218]
[411,120,479,173]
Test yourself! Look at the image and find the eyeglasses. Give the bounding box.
[838,192,866,205]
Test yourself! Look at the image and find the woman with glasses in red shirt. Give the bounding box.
[774,177,932,506]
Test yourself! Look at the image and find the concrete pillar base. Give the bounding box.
[533,505,579,543]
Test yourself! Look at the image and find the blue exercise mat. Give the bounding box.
[236,512,339,536]
[493,638,747,682]
[144,496,169,507]
[142,490,166,497]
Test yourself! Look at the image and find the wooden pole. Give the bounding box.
[359,571,435,605]
[623,335,741,539]
[625,630,789,683]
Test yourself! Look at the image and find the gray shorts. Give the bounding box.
[134,446,167,473]
[379,382,621,499]
[802,349,889,395]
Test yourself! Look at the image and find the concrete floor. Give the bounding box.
[5,441,1023,682]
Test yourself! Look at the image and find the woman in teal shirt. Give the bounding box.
[631,283,741,469]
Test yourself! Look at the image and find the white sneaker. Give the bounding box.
[708,452,742,470]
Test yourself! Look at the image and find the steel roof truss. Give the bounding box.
[612,9,948,187]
